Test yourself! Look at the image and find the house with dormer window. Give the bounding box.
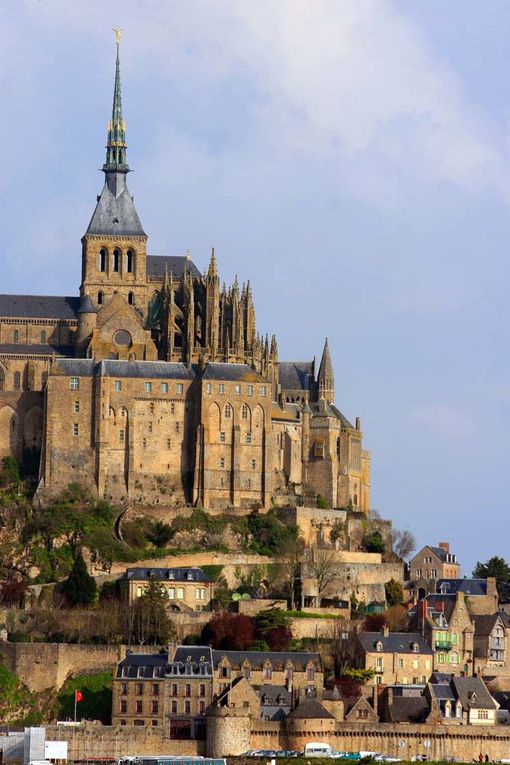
[426,674,498,725]
[119,567,214,612]
[356,627,433,686]
[473,612,510,675]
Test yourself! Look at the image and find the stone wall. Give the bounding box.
[0,642,127,692]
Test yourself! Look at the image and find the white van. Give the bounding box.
[304,743,334,757]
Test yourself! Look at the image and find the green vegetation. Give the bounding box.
[473,556,510,602]
[316,494,329,509]
[384,578,404,607]
[0,663,45,725]
[56,671,112,724]
[286,610,344,619]
[62,551,97,606]
[363,530,385,554]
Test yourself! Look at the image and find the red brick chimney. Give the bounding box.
[438,542,450,553]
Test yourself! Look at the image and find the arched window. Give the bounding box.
[98,291,104,305]
[128,292,134,305]
[40,330,47,344]
[0,368,4,391]
[337,437,340,457]
[241,404,249,419]
[113,248,121,272]
[13,329,19,343]
[99,248,108,272]
[14,371,21,391]
[126,249,134,273]
[224,403,232,419]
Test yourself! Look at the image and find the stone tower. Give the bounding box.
[80,35,148,314]
[317,337,334,402]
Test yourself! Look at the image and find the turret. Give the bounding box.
[76,294,98,352]
[318,337,334,403]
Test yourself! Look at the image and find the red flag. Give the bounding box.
[75,690,83,703]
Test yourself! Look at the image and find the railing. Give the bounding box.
[435,638,455,650]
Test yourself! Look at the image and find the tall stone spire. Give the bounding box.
[104,30,129,174]
[318,337,334,402]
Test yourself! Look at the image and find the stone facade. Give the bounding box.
[119,567,214,612]
[409,542,460,585]
[0,40,370,515]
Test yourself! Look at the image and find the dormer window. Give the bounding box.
[168,571,175,580]
[187,571,194,581]
[375,641,383,652]
[411,642,419,654]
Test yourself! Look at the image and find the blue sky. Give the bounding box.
[1,1,509,573]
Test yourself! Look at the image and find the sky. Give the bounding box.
[1,0,509,574]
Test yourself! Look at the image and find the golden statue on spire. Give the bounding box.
[113,28,123,45]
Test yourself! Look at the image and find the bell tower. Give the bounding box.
[80,31,148,314]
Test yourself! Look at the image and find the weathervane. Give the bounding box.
[113,28,123,45]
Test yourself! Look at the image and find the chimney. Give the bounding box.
[382,625,389,638]
[418,599,428,620]
[486,577,497,601]
[167,643,177,662]
[438,542,450,554]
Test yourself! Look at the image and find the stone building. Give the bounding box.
[409,542,460,586]
[0,38,370,515]
[119,567,214,611]
[356,627,433,686]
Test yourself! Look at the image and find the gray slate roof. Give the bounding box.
[212,650,320,671]
[116,652,167,679]
[51,358,197,380]
[452,676,497,711]
[202,363,264,382]
[0,294,80,320]
[287,697,333,720]
[278,361,315,391]
[147,255,201,279]
[172,646,213,668]
[0,344,74,357]
[85,178,146,237]
[437,578,486,596]
[358,632,433,655]
[387,696,429,723]
[124,567,212,583]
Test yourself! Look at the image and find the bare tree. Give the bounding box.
[391,528,416,562]
[310,550,338,601]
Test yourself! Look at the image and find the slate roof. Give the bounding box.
[429,546,453,562]
[451,676,497,711]
[147,255,201,279]
[0,294,80,320]
[420,594,457,622]
[98,359,197,380]
[116,652,168,679]
[212,650,320,671]
[85,178,146,237]
[358,632,433,655]
[0,344,74,357]
[310,401,354,429]
[124,567,212,583]
[472,614,505,636]
[259,684,292,707]
[278,361,315,391]
[387,696,429,723]
[287,698,333,720]
[202,363,265,382]
[437,579,487,596]
[171,646,213,669]
[51,359,96,376]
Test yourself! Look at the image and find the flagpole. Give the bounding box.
[74,691,77,723]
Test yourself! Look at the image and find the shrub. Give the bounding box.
[363,530,385,553]
[62,551,97,606]
[316,494,329,509]
[201,613,255,650]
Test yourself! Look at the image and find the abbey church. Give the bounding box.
[0,41,370,512]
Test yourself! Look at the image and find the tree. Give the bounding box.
[0,578,28,607]
[363,530,385,554]
[1,456,20,489]
[473,556,510,602]
[385,578,404,607]
[254,609,292,651]
[390,528,416,562]
[147,520,174,548]
[201,612,255,650]
[310,551,338,601]
[62,551,97,606]
[133,576,175,645]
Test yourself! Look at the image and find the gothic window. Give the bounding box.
[40,330,47,344]
[13,371,21,391]
[241,404,249,419]
[98,291,104,305]
[99,248,107,272]
[337,437,340,457]
[224,403,232,419]
[126,249,134,273]
[113,248,121,272]
[128,292,134,305]
[13,329,19,343]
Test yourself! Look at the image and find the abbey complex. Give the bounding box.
[0,41,370,512]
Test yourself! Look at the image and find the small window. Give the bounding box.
[99,248,107,272]
[74,401,80,413]
[161,382,169,393]
[13,371,21,391]
[143,438,147,449]
[170,402,175,414]
[119,429,125,442]
[246,432,252,444]
[40,330,47,344]
[242,404,249,419]
[144,382,152,393]
[248,385,253,396]
[149,403,154,415]
[220,431,226,443]
[235,384,241,395]
[176,383,183,394]
[114,380,122,392]
[251,459,256,469]
[113,248,121,272]
[13,329,19,343]
[73,423,79,437]
[126,249,134,273]
[166,438,171,449]
[128,292,134,305]
[70,377,80,390]
[219,383,225,394]
[261,385,267,397]
[98,291,104,305]
[148,422,153,432]
[175,422,180,433]
[206,382,212,394]
[224,403,232,419]
[220,458,225,468]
